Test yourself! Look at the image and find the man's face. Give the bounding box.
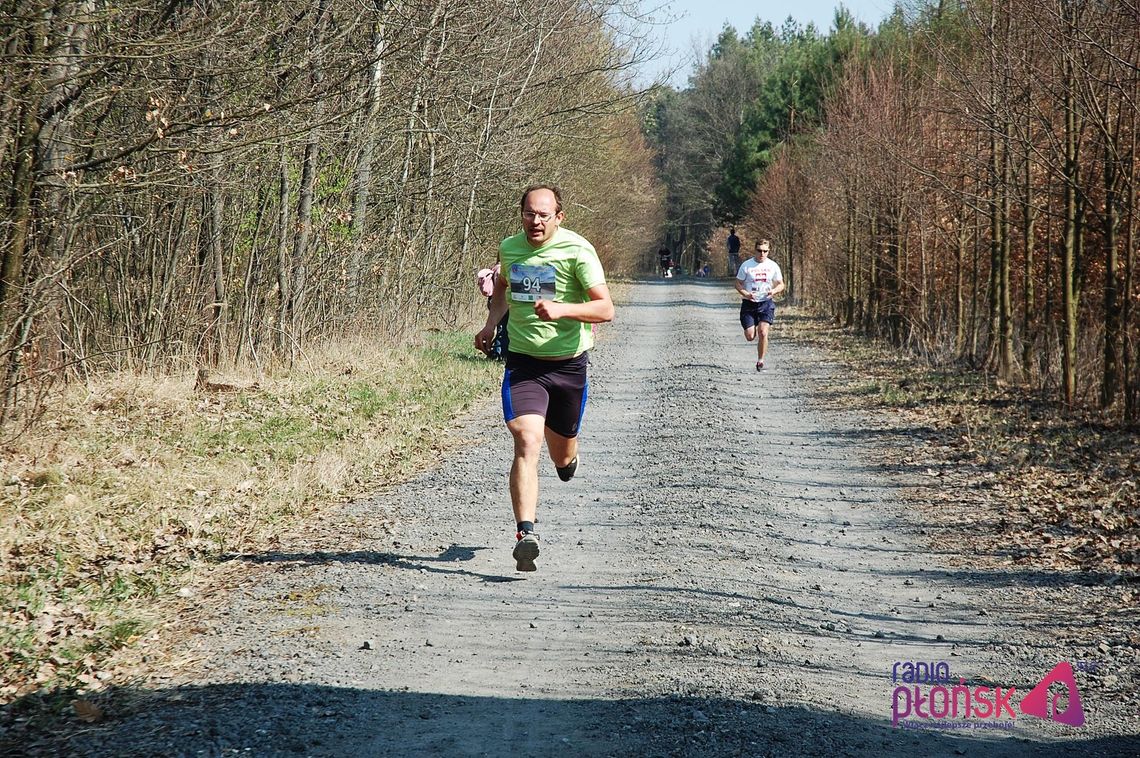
[754,244,769,261]
[521,189,564,247]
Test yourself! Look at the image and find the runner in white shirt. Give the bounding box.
[734,238,786,371]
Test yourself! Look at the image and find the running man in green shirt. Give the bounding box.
[474,184,614,572]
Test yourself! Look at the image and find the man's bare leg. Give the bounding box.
[546,427,579,481]
[507,414,545,524]
[744,325,763,370]
[507,414,545,571]
[546,427,577,468]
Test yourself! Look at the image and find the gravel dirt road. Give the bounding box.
[52,279,1138,757]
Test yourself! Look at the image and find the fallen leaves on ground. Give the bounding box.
[786,312,1139,580]
[71,699,103,723]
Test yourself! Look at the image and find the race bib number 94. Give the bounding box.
[509,264,556,302]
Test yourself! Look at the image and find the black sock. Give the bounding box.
[517,521,534,535]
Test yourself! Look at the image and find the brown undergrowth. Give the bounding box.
[784,310,1139,584]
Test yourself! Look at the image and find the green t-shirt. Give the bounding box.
[499,227,606,358]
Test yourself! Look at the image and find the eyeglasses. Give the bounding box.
[522,211,557,222]
[756,248,770,253]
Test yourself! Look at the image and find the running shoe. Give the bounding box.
[556,455,578,482]
[755,360,765,371]
[513,531,541,572]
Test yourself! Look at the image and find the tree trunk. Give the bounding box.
[274,143,292,357]
[348,0,391,305]
[987,129,1002,373]
[236,184,270,364]
[999,121,1013,380]
[1,5,49,419]
[285,0,331,358]
[460,57,509,265]
[844,192,856,327]
[955,219,966,357]
[1061,35,1079,405]
[202,153,227,368]
[36,0,96,387]
[1124,137,1137,421]
[1021,106,1037,382]
[0,24,44,342]
[1100,113,1122,409]
[969,206,981,363]
[784,218,795,304]
[890,206,904,345]
[389,0,446,244]
[290,134,318,352]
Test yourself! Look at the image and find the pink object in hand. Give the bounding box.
[476,263,500,297]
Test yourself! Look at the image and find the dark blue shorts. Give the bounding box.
[740,299,776,329]
[502,351,589,438]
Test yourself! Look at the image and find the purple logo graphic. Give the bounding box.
[1019,662,1085,727]
[890,661,1087,730]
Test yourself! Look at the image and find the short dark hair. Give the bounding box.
[520,183,563,213]
[756,238,771,247]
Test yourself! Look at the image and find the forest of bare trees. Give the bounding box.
[0,0,665,429]
[769,2,1138,416]
[654,2,1140,419]
[6,0,1139,424]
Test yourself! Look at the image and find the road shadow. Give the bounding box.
[874,566,1139,591]
[6,682,1135,757]
[219,546,524,584]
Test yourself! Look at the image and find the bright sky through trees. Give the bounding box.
[644,0,895,86]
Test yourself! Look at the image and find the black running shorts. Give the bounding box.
[502,351,589,438]
[740,299,776,329]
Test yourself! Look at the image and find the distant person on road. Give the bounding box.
[657,246,672,277]
[474,183,614,572]
[727,227,742,272]
[734,238,785,371]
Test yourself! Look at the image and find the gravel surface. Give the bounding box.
[40,279,1140,757]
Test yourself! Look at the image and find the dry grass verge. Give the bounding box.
[0,331,500,716]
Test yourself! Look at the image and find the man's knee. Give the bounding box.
[744,329,757,341]
[508,419,545,457]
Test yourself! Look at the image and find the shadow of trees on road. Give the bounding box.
[219,546,524,584]
[6,682,1135,757]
